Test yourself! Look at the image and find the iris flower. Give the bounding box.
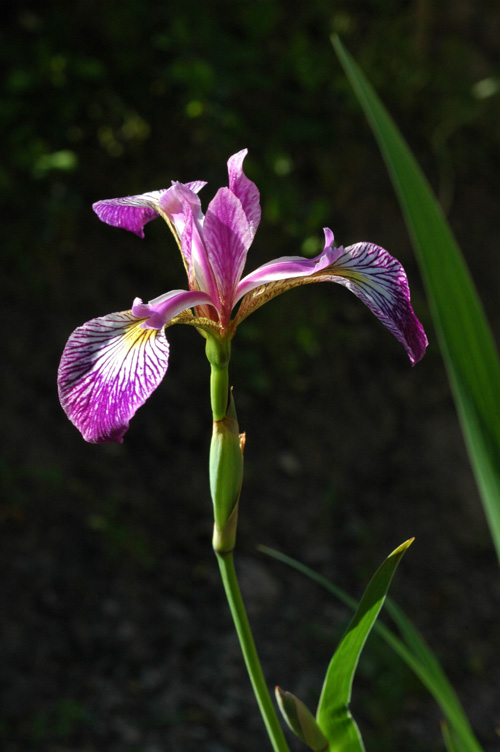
[58,149,427,443]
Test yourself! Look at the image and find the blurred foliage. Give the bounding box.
[3,0,500,284]
[4,0,498,397]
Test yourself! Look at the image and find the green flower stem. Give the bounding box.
[206,336,289,751]
[210,363,229,421]
[206,336,230,421]
[216,551,291,752]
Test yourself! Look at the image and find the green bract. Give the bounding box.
[209,391,244,553]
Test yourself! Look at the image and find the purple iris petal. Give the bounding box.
[184,180,207,195]
[159,182,204,255]
[93,182,206,238]
[203,187,252,321]
[227,149,261,241]
[131,289,216,330]
[160,183,219,303]
[235,228,343,303]
[58,311,170,443]
[235,230,427,365]
[317,241,428,364]
[92,191,167,237]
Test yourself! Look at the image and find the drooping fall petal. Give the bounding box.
[58,311,170,443]
[319,241,428,364]
[235,229,342,303]
[235,231,427,365]
[92,191,168,237]
[92,182,206,238]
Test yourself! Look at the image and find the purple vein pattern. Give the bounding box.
[58,311,170,443]
[320,242,425,365]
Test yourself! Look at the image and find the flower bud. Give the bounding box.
[210,391,244,554]
[275,687,328,752]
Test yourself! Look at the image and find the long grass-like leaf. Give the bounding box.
[259,546,483,752]
[331,35,500,564]
[314,540,413,751]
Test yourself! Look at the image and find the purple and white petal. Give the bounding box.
[159,182,206,247]
[234,232,427,364]
[160,183,219,302]
[131,289,216,329]
[235,228,343,303]
[58,311,170,443]
[317,242,428,364]
[227,149,261,241]
[92,191,169,237]
[92,182,205,239]
[184,180,207,195]
[203,187,253,321]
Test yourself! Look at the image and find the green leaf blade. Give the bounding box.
[316,539,413,750]
[260,546,484,752]
[332,35,500,562]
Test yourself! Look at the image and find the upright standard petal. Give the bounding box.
[160,183,219,303]
[227,149,261,241]
[159,182,205,258]
[58,311,170,443]
[203,187,253,323]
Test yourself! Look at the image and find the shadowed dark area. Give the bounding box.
[2,2,500,750]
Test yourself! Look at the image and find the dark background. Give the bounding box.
[2,1,500,750]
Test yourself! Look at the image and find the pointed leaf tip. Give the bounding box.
[390,537,415,557]
[316,540,413,750]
